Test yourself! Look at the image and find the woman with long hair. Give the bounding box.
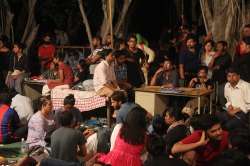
[97,106,148,166]
[200,40,215,78]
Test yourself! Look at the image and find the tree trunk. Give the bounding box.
[21,0,37,43]
[114,0,133,38]
[100,0,115,39]
[78,0,93,51]
[1,0,14,39]
[200,0,244,56]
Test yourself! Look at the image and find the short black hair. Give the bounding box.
[204,40,215,47]
[127,33,137,42]
[114,38,126,50]
[152,114,166,136]
[93,35,102,43]
[217,40,228,47]
[110,91,127,103]
[197,114,220,131]
[54,52,65,61]
[227,67,240,75]
[0,35,10,47]
[112,49,129,59]
[0,93,12,105]
[58,111,74,127]
[242,36,250,45]
[163,107,186,121]
[146,134,166,157]
[13,42,26,50]
[64,94,75,106]
[98,48,113,58]
[78,59,87,70]
[199,66,208,74]
[186,33,197,42]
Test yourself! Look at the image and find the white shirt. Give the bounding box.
[93,60,116,92]
[224,79,250,113]
[11,94,34,124]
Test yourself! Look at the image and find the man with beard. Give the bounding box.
[220,67,250,130]
[179,34,200,86]
[171,114,229,166]
[150,59,179,88]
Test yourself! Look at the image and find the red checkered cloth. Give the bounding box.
[51,88,106,112]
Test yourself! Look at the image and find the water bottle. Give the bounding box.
[20,138,28,154]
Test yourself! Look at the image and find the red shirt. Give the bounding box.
[38,44,56,69]
[48,62,74,89]
[181,130,229,165]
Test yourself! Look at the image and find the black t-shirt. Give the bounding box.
[51,127,86,162]
[179,48,200,74]
[165,125,189,154]
[212,52,231,83]
[126,49,146,87]
[233,53,250,82]
[192,78,214,89]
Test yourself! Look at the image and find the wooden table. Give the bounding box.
[135,86,213,115]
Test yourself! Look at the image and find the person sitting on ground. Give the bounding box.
[171,114,229,166]
[10,88,34,125]
[144,134,188,166]
[93,49,119,97]
[163,107,189,156]
[6,42,28,94]
[42,53,74,95]
[51,111,87,164]
[150,59,179,88]
[97,106,148,166]
[0,92,24,144]
[55,94,83,128]
[26,96,55,149]
[182,66,213,116]
[217,67,250,131]
[147,114,167,136]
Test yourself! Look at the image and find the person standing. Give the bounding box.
[38,34,56,72]
[6,42,28,94]
[179,34,200,86]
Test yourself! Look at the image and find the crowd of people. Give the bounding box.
[0,23,250,166]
